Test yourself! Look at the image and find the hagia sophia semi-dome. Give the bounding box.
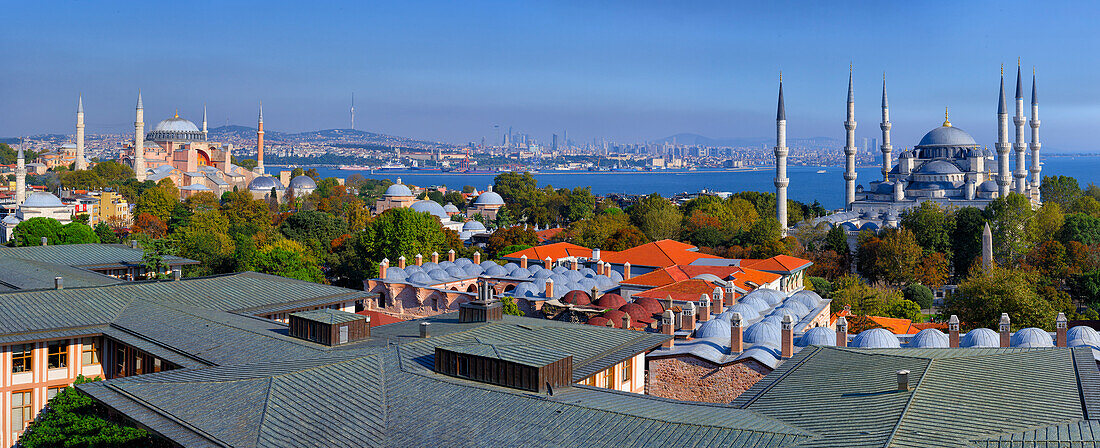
[917,125,978,147]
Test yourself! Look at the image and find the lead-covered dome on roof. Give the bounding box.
[384,179,414,197]
[473,186,505,206]
[21,192,64,208]
[248,176,282,191]
[917,125,978,147]
[851,328,901,348]
[797,327,836,347]
[961,328,999,347]
[147,116,204,141]
[410,200,448,220]
[289,175,317,190]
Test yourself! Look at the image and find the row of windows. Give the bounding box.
[11,338,101,374]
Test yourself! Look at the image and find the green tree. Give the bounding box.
[59,170,105,190]
[59,222,99,244]
[824,225,849,253]
[1069,195,1100,216]
[278,210,349,253]
[0,143,18,165]
[952,206,987,277]
[18,375,158,448]
[629,194,682,241]
[91,160,135,184]
[360,207,448,263]
[171,211,235,276]
[1059,213,1100,246]
[500,296,523,316]
[564,212,632,249]
[11,217,64,246]
[857,228,922,285]
[900,201,954,257]
[984,193,1035,264]
[94,222,119,244]
[885,299,922,321]
[1039,175,1081,210]
[441,191,466,209]
[233,156,258,171]
[135,186,177,222]
[944,266,1055,330]
[253,239,325,283]
[827,275,899,317]
[565,187,596,223]
[486,226,538,258]
[903,283,934,309]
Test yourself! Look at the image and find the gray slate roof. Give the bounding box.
[0,257,120,291]
[0,243,198,269]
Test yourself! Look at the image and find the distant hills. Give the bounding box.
[656,133,841,148]
[207,126,454,148]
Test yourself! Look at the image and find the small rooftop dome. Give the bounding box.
[462,220,487,232]
[473,186,505,206]
[743,288,785,306]
[726,303,760,321]
[738,296,771,313]
[384,178,414,197]
[21,192,65,208]
[594,293,626,309]
[289,175,317,191]
[561,290,591,306]
[694,319,728,339]
[618,303,651,324]
[789,290,822,310]
[443,203,460,213]
[908,328,949,348]
[602,310,627,328]
[248,176,283,191]
[743,321,781,345]
[1010,327,1053,347]
[1067,326,1100,348]
[587,316,610,327]
[633,297,665,316]
[410,200,449,220]
[797,327,837,347]
[851,328,901,348]
[961,328,999,347]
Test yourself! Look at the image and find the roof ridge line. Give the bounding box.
[737,346,821,408]
[882,356,933,448]
[253,377,276,447]
[101,382,235,448]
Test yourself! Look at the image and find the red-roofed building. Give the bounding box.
[355,310,405,327]
[501,242,594,265]
[618,265,781,300]
[535,227,565,242]
[599,240,723,275]
[738,255,813,292]
[631,279,722,304]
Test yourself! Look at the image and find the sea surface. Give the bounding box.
[271,155,1100,210]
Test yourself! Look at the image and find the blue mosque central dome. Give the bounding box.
[917,125,978,147]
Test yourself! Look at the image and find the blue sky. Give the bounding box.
[1,0,1098,151]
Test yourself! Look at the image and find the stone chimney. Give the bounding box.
[948,315,960,348]
[663,295,673,313]
[415,254,423,266]
[41,236,48,246]
[604,319,614,328]
[473,251,481,265]
[545,278,554,299]
[710,291,723,315]
[379,258,389,280]
[661,310,675,348]
[54,277,63,290]
[730,312,743,353]
[724,284,736,306]
[897,370,911,391]
[621,311,632,330]
[836,316,848,347]
[999,313,1011,347]
[571,258,579,270]
[698,294,711,322]
[420,321,431,338]
[683,302,696,331]
[172,267,181,281]
[712,287,724,308]
[592,248,601,261]
[623,262,631,280]
[781,314,794,359]
[447,249,455,262]
[431,252,439,264]
[590,286,600,302]
[1056,312,1068,347]
[130,240,138,249]
[544,256,552,269]
[520,255,528,269]
[398,256,406,269]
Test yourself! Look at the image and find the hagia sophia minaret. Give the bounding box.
[256,102,265,174]
[1013,61,1028,194]
[774,75,789,234]
[134,92,146,182]
[844,66,857,208]
[996,67,1011,197]
[202,104,208,141]
[75,95,87,171]
[15,140,26,206]
[1030,70,1042,201]
[880,74,892,181]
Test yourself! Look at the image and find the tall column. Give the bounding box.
[880,73,892,181]
[256,102,265,174]
[774,75,789,234]
[844,67,857,208]
[1029,69,1042,201]
[1013,62,1027,194]
[996,67,1011,197]
[134,92,146,182]
[75,95,87,171]
[15,139,26,206]
[202,104,208,141]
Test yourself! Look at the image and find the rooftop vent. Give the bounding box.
[435,342,572,393]
[459,280,503,323]
[897,369,911,391]
[288,309,370,346]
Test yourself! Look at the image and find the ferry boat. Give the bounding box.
[816,169,827,173]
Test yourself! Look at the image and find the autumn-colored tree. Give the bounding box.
[486,226,538,258]
[131,213,167,239]
[604,226,648,251]
[564,212,632,249]
[857,228,922,285]
[944,265,1055,331]
[808,249,848,280]
[914,252,949,289]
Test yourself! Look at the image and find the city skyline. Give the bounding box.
[2,1,1098,151]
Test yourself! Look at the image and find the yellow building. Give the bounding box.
[90,192,131,227]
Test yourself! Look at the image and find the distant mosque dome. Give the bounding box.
[384,178,414,197]
[288,175,317,193]
[410,200,448,220]
[147,115,205,142]
[22,192,65,208]
[248,176,283,191]
[917,125,978,147]
[473,186,505,206]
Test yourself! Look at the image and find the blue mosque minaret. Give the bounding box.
[818,63,1043,230]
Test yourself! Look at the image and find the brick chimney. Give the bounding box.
[948,315,960,348]
[623,262,631,280]
[683,302,696,331]
[781,313,794,359]
[663,295,673,313]
[712,287,724,308]
[544,278,554,299]
[520,255,527,269]
[730,312,743,353]
[447,249,456,262]
[698,294,711,322]
[473,251,481,265]
[999,313,1011,347]
[544,256,552,269]
[590,286,600,302]
[379,258,389,280]
[710,291,722,315]
[621,311,632,330]
[398,256,406,269]
[1056,312,1068,347]
[415,254,423,266]
[836,316,848,347]
[724,284,736,306]
[661,310,674,348]
[431,252,439,264]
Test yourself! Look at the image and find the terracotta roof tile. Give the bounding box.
[740,255,813,273]
[535,227,565,242]
[502,242,592,261]
[600,239,721,268]
[632,279,719,303]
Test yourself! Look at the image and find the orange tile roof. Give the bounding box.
[622,265,741,288]
[599,239,722,268]
[740,255,813,273]
[502,242,592,261]
[536,227,565,242]
[867,316,918,335]
[632,279,720,303]
[728,268,782,291]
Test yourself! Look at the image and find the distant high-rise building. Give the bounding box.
[552,134,558,152]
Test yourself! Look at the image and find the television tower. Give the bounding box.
[350,93,356,130]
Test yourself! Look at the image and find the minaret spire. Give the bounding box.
[202,104,208,140]
[75,94,87,170]
[255,101,265,174]
[880,72,892,181]
[774,74,789,235]
[350,92,356,130]
[843,65,857,209]
[1029,67,1042,201]
[1013,59,1027,194]
[996,66,1010,197]
[134,90,146,182]
[15,137,26,206]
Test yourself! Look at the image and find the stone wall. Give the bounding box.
[647,356,770,403]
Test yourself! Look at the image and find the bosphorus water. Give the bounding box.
[274,155,1100,210]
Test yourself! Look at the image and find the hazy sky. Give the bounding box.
[2,1,1098,151]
